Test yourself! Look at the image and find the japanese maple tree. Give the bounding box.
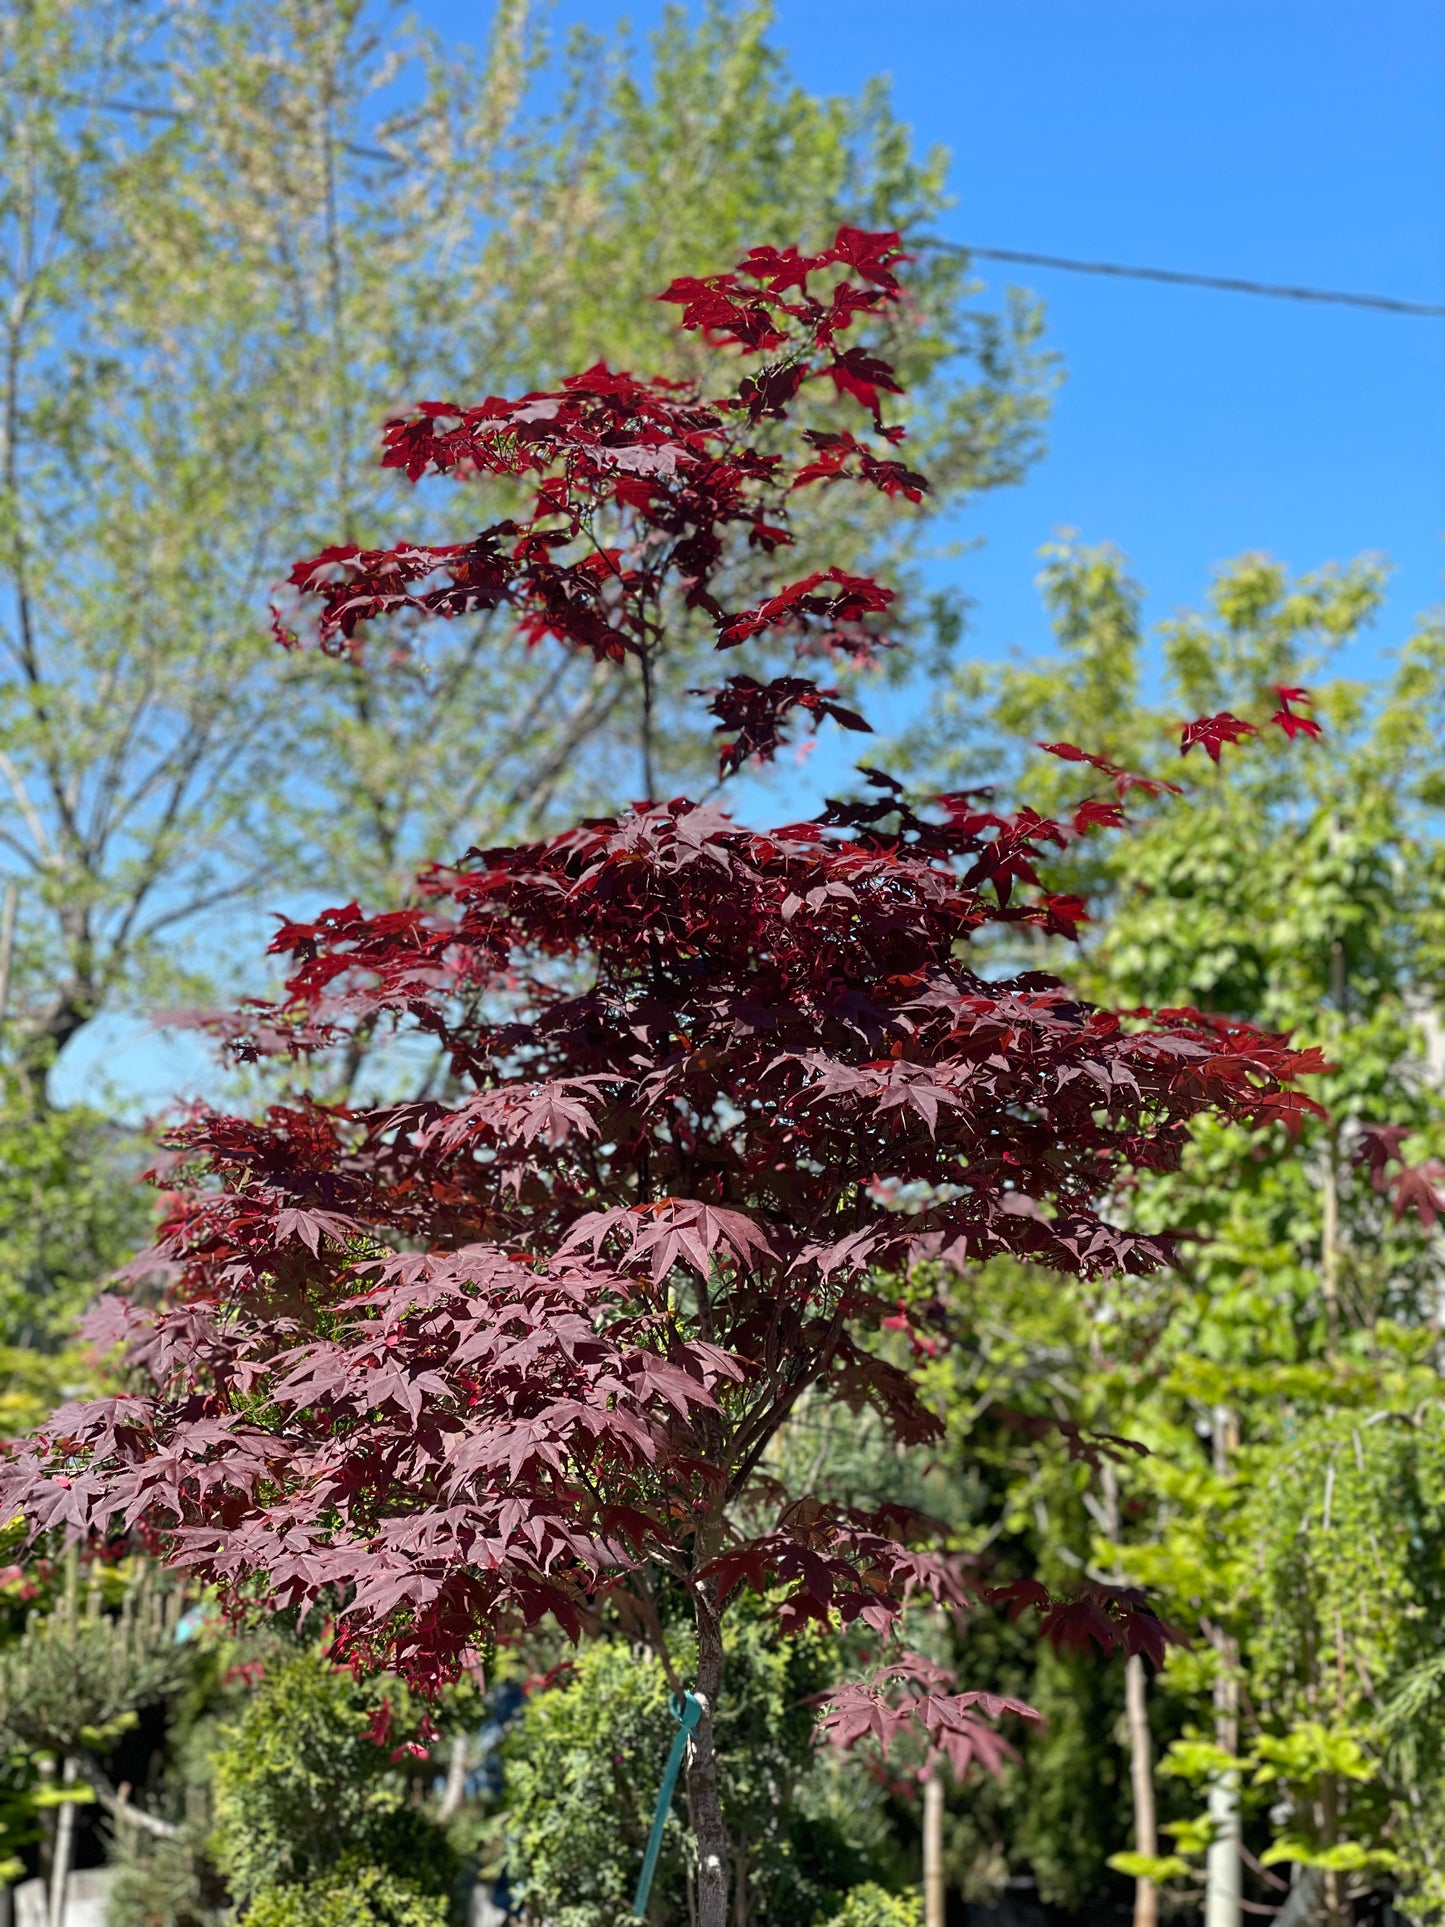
[2,230,1323,1926]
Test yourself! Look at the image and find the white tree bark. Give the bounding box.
[1204,1765,1242,1927]
[1206,1407,1242,1927]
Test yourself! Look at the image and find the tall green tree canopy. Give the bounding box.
[898,546,1445,1921]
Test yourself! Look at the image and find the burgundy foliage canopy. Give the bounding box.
[5,231,1322,1733]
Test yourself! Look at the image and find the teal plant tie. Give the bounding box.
[632,1690,704,1919]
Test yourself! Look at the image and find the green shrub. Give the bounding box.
[0,1083,151,1363]
[210,1652,455,1906]
[502,1613,880,1926]
[106,1828,226,1927]
[822,1883,924,1927]
[242,1862,449,1927]
[503,1639,676,1927]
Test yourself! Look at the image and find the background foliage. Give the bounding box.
[0,0,1053,1103]
[895,544,1445,1920]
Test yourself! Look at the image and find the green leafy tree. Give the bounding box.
[0,0,1053,1100]
[901,545,1445,1922]
[101,1626,473,1927]
[0,1075,149,1359]
[822,1886,923,1927]
[240,1867,449,1927]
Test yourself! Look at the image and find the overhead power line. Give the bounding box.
[44,94,1445,318]
[925,238,1445,319]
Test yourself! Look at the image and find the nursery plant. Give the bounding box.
[1,228,1321,1926]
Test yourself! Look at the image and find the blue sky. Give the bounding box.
[56,0,1445,1109]
[500,0,1445,668]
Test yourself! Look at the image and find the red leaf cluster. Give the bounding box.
[986,1578,1181,1668]
[275,228,929,780]
[1037,742,1183,801]
[820,1651,1040,1785]
[1354,1123,1445,1229]
[1,792,1321,1682]
[1271,685,1324,742]
[1179,712,1258,762]
[1175,691,1325,761]
[659,228,910,426]
[697,674,870,774]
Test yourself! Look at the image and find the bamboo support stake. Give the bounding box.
[1124,1654,1159,1927]
[922,1771,945,1927]
[49,1755,78,1927]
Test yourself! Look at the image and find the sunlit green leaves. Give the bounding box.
[903,541,1445,1910]
[0,0,1054,1103]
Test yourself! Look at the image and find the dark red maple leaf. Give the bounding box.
[819,1652,1040,1787]
[825,345,904,424]
[1072,799,1127,834]
[1036,742,1182,800]
[1270,685,1324,741]
[697,674,871,774]
[1179,712,1259,762]
[792,430,929,503]
[988,1579,1180,1666]
[1353,1122,1413,1192]
[985,1578,1052,1620]
[1391,1160,1445,1229]
[717,568,894,650]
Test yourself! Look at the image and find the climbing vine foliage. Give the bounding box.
[2,228,1322,1923]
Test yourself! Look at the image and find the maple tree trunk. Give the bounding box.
[1124,1655,1159,1927]
[688,1586,730,1927]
